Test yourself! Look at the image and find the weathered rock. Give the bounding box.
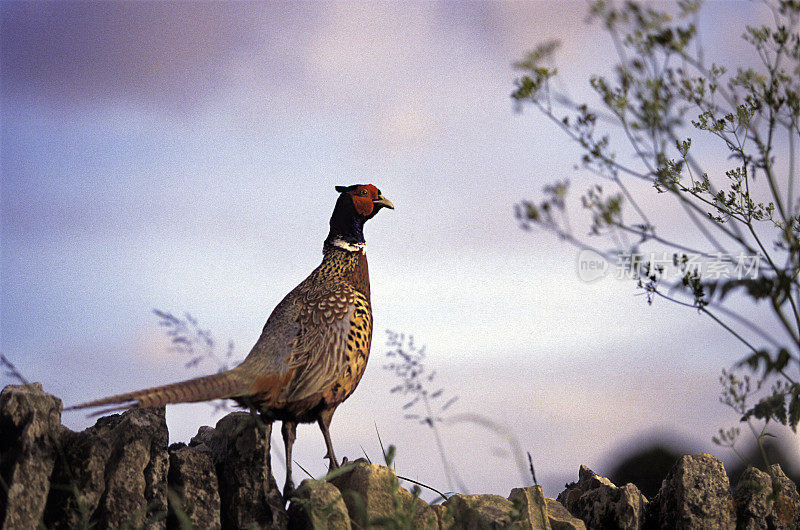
[168,442,221,529]
[98,407,169,529]
[44,425,113,529]
[733,464,800,529]
[46,406,169,529]
[13,385,796,530]
[287,479,351,530]
[646,453,735,529]
[556,465,647,529]
[329,460,437,529]
[189,412,286,529]
[0,383,62,530]
[509,486,551,529]
[545,498,587,530]
[432,503,450,528]
[441,494,528,529]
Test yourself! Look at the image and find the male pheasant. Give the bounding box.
[69,184,394,497]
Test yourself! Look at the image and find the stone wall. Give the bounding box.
[2,383,798,529]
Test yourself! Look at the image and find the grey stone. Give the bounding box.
[544,498,586,530]
[0,383,62,530]
[508,486,551,529]
[69,407,168,529]
[441,493,529,529]
[168,442,221,529]
[329,460,437,529]
[733,464,800,529]
[43,405,169,529]
[646,453,735,529]
[189,412,286,529]
[287,479,351,530]
[556,465,647,530]
[44,425,113,529]
[100,407,169,529]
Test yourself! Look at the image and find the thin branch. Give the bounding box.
[532,99,759,250]
[789,120,796,216]
[680,201,727,254]
[653,290,762,355]
[669,130,747,241]
[613,222,721,258]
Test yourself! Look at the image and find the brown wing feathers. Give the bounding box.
[283,288,354,401]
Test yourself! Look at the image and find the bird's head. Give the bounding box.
[327,184,394,248]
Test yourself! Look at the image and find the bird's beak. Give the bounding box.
[373,195,394,210]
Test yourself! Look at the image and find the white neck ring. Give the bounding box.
[329,239,366,253]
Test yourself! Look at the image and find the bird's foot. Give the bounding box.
[323,450,340,471]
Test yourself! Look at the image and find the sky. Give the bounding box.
[2,1,797,499]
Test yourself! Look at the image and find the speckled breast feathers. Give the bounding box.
[244,245,372,417]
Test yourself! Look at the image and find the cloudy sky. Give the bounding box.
[2,1,795,498]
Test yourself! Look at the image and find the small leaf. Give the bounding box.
[774,349,791,372]
[789,387,800,432]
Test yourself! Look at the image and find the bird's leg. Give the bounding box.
[281,420,297,498]
[317,408,339,471]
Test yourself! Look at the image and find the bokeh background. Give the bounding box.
[3,1,798,498]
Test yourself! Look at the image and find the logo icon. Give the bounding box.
[577,249,609,282]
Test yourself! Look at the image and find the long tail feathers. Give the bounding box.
[66,370,248,415]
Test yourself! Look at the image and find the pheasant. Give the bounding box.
[68,184,394,497]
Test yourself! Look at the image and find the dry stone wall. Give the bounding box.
[2,383,798,529]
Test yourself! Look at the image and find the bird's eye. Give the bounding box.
[359,189,368,196]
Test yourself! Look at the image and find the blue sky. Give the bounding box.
[2,1,796,498]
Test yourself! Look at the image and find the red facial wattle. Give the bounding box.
[351,184,380,216]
